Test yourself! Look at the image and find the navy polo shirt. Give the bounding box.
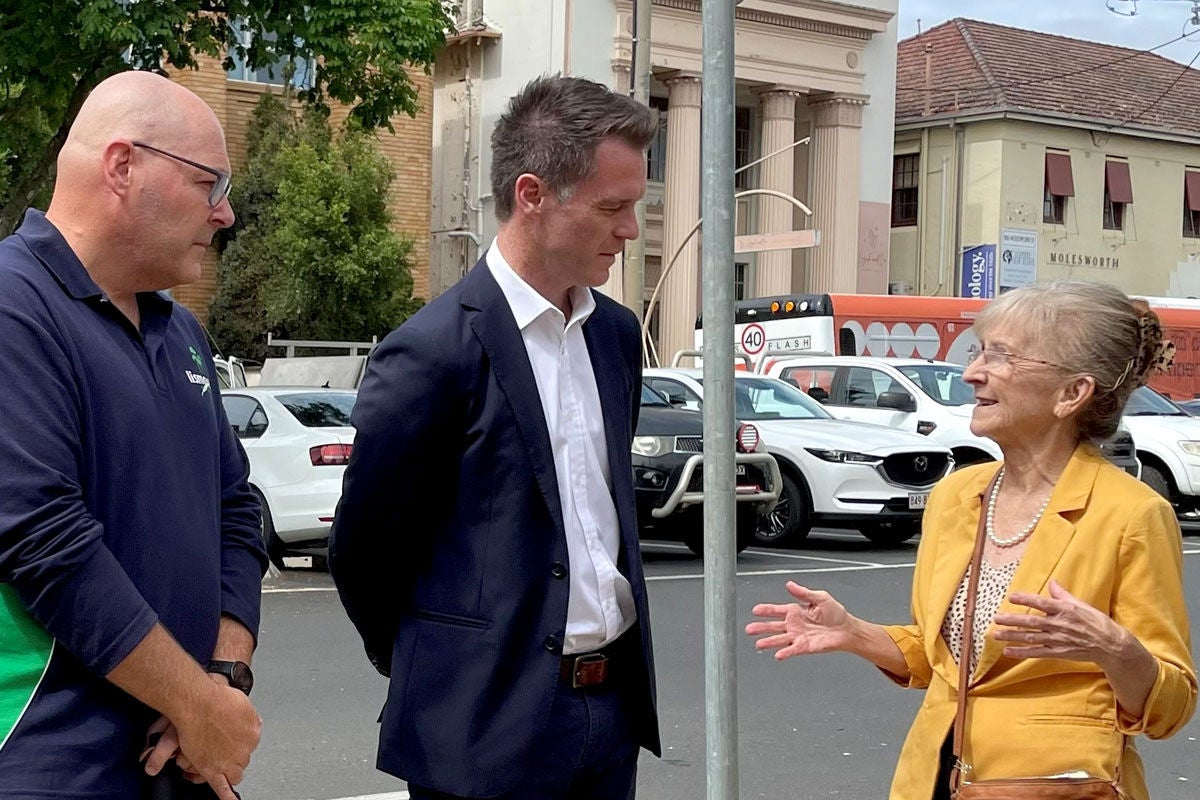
[0,210,266,797]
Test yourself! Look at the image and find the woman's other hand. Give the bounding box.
[994,578,1128,664]
[993,578,1157,716]
[746,581,854,660]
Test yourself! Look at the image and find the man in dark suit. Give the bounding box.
[329,75,661,799]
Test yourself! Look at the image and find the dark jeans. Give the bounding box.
[407,676,640,800]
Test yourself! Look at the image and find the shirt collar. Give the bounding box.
[485,238,596,331]
[15,208,176,321]
[15,209,105,300]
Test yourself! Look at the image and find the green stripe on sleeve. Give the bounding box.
[0,585,53,748]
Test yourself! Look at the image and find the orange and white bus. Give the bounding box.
[695,293,1200,399]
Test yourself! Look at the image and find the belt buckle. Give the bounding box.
[571,653,608,689]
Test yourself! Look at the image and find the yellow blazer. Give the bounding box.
[883,443,1196,800]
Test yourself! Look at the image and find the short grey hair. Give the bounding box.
[973,280,1164,441]
[490,75,658,222]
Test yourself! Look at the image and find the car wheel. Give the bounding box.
[754,472,810,548]
[1141,464,1174,502]
[252,489,286,568]
[861,521,920,547]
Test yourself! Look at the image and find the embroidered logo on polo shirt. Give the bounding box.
[186,346,211,395]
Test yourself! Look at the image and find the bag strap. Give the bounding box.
[949,469,1001,794]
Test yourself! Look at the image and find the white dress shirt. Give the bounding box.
[486,242,636,653]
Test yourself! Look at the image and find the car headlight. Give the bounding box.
[632,436,674,458]
[1178,441,1200,456]
[804,448,883,465]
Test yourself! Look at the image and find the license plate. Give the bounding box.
[908,492,929,510]
[736,464,747,476]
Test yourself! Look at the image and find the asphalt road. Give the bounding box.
[240,530,1200,800]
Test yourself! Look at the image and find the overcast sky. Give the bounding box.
[897,0,1200,65]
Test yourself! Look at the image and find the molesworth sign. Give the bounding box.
[1047,252,1120,270]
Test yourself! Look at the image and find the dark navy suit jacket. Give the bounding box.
[329,259,660,796]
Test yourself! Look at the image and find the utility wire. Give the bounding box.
[895,31,1190,93]
[1106,43,1200,129]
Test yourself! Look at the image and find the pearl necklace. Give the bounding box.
[985,468,1052,548]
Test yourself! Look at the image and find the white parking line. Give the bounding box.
[262,549,1200,595]
[740,548,884,567]
[648,562,917,582]
[262,586,339,594]
[306,793,409,800]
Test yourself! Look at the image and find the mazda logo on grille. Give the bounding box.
[913,456,929,472]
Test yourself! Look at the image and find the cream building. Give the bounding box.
[432,0,899,362]
[892,19,1200,300]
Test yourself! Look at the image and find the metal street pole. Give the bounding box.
[624,0,653,321]
[701,1,737,799]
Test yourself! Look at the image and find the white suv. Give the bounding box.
[761,356,1000,466]
[760,356,1141,480]
[1122,386,1200,529]
[642,368,954,547]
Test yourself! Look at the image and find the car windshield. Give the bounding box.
[640,384,670,407]
[697,376,832,420]
[896,364,976,406]
[276,392,357,427]
[1125,386,1189,416]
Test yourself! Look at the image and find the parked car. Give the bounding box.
[1176,398,1200,416]
[643,369,954,547]
[220,387,356,565]
[762,354,1141,478]
[1122,386,1200,528]
[213,355,248,389]
[633,385,780,556]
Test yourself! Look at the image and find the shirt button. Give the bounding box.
[543,635,560,653]
[551,563,568,579]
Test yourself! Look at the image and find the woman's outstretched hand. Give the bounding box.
[745,581,854,660]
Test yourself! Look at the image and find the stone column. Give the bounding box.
[753,88,803,297]
[809,93,867,293]
[657,74,703,366]
[597,63,634,303]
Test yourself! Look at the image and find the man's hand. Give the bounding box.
[171,679,262,800]
[142,674,240,785]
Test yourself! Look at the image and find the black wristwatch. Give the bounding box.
[206,660,254,695]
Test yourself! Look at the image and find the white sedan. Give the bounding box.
[220,387,356,565]
[642,369,954,547]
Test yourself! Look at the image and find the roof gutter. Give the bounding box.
[896,107,1200,147]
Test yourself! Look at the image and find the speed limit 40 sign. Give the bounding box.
[740,323,765,355]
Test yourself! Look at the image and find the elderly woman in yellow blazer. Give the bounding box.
[747,280,1196,800]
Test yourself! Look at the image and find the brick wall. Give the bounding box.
[168,55,433,322]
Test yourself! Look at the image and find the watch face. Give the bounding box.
[210,660,254,694]
[230,662,254,694]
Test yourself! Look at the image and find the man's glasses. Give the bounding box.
[966,348,1065,370]
[132,141,231,207]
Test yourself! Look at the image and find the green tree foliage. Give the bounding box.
[207,94,421,361]
[0,0,452,234]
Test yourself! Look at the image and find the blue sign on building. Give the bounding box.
[960,244,997,299]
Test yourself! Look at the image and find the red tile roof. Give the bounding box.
[896,18,1200,136]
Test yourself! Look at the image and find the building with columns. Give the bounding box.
[432,0,899,362]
